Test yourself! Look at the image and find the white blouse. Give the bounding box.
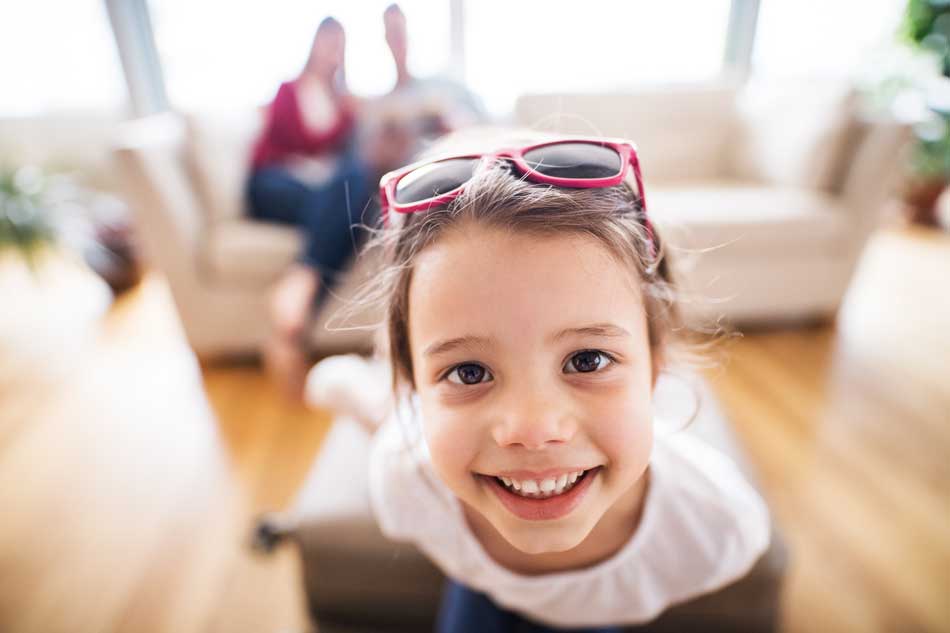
[368,403,771,628]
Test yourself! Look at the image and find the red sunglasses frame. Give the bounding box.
[378,137,655,254]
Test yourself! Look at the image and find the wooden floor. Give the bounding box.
[707,226,950,633]
[1,225,948,633]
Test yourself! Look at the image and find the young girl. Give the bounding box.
[309,132,772,632]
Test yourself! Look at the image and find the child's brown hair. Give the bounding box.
[341,131,700,401]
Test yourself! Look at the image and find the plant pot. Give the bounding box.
[901,177,946,226]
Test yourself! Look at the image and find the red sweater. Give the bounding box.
[251,80,355,169]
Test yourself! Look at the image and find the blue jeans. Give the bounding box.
[246,148,376,304]
[436,579,622,633]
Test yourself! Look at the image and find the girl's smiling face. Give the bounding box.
[408,222,655,556]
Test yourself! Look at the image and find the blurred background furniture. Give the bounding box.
[255,373,788,633]
[114,81,910,359]
[515,81,912,326]
[114,111,384,359]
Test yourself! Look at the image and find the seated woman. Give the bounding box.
[247,17,396,396]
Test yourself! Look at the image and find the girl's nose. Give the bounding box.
[491,391,576,450]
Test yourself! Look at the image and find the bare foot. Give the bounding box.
[269,264,319,338]
[305,354,394,432]
[263,333,308,401]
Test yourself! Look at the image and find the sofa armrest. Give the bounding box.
[113,113,204,280]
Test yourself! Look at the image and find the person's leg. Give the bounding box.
[436,579,519,633]
[297,150,376,305]
[247,166,322,335]
[247,167,321,398]
[247,159,376,400]
[246,166,312,225]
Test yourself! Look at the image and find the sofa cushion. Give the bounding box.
[728,80,858,191]
[649,182,850,257]
[515,84,740,184]
[203,218,301,287]
[184,110,264,224]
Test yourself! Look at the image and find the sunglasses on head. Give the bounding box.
[378,137,656,256]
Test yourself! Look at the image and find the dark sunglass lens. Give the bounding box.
[394,158,479,205]
[522,142,622,179]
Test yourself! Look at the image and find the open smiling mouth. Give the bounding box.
[497,470,590,498]
[476,467,602,521]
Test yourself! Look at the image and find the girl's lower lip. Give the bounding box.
[479,467,601,521]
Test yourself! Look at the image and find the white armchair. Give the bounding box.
[114,112,383,359]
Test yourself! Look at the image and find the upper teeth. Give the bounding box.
[498,470,586,498]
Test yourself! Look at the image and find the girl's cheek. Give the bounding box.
[421,404,479,483]
[587,395,652,463]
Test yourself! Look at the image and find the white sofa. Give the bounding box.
[113,81,910,358]
[516,81,910,329]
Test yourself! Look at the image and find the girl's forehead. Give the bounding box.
[408,227,646,346]
[414,226,638,290]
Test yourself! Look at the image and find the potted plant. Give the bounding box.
[0,165,113,381]
[0,166,59,267]
[900,0,950,225]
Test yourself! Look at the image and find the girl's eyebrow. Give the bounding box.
[423,323,630,359]
[424,335,495,359]
[549,322,631,343]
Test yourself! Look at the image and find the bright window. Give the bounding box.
[150,0,451,110]
[752,0,906,78]
[463,0,733,115]
[0,0,126,115]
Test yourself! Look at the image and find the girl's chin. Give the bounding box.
[459,489,597,554]
[474,475,604,555]
[497,523,591,555]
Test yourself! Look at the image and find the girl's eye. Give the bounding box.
[564,350,613,374]
[446,363,493,385]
